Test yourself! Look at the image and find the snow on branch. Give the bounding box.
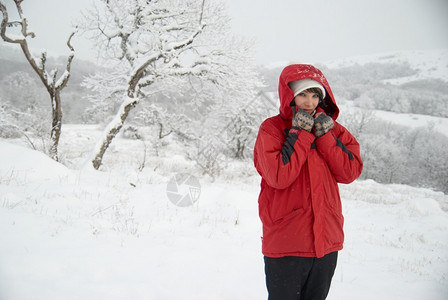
[0,0,78,162]
[81,0,263,169]
[55,30,77,90]
[0,1,77,92]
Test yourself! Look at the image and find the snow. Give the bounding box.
[90,96,140,165]
[323,49,448,83]
[55,70,71,90]
[374,109,448,137]
[338,102,448,138]
[1,134,448,300]
[0,141,70,182]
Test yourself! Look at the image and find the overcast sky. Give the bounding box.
[2,0,448,65]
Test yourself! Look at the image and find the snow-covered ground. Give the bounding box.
[373,109,448,137]
[337,101,448,138]
[1,129,448,299]
[1,46,447,300]
[323,49,448,84]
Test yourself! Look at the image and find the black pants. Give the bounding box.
[264,252,338,300]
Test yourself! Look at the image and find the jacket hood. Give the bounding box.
[278,64,339,120]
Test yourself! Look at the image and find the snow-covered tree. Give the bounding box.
[338,108,375,139]
[213,91,273,160]
[80,0,262,170]
[0,71,49,149]
[0,0,76,161]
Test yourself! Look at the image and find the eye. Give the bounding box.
[312,93,320,98]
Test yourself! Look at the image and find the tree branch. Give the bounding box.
[1,0,77,161]
[127,21,205,98]
[0,2,21,43]
[55,29,77,90]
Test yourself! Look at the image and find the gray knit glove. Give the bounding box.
[292,108,314,132]
[314,113,334,137]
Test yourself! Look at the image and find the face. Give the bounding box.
[293,91,320,115]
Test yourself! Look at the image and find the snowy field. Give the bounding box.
[1,125,448,300]
[337,102,448,139]
[323,49,448,84]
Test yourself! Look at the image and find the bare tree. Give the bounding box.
[0,0,76,161]
[80,0,260,169]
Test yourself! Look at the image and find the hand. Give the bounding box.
[314,113,334,137]
[292,108,314,132]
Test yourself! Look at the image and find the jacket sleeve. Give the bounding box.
[254,118,315,189]
[314,122,363,184]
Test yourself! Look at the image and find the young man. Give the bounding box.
[254,64,363,299]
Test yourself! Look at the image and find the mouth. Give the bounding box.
[303,109,316,116]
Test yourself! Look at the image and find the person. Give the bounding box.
[253,64,363,300]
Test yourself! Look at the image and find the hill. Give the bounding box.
[1,133,448,299]
[323,49,448,84]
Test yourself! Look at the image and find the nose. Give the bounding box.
[304,94,315,104]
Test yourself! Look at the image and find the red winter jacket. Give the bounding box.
[254,64,363,258]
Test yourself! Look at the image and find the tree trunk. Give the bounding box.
[1,2,75,162]
[49,91,63,161]
[91,96,139,169]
